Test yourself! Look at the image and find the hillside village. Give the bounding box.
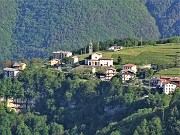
[0,1,179,134]
[48,42,180,95]
[1,42,180,113]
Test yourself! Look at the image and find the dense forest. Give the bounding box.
[141,0,180,38]
[1,0,179,62]
[13,0,159,59]
[0,0,17,62]
[0,62,179,135]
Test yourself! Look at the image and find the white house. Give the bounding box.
[120,70,136,83]
[123,64,137,73]
[85,52,113,67]
[53,50,72,59]
[162,82,177,94]
[99,57,113,67]
[69,56,79,64]
[3,68,20,78]
[108,46,123,51]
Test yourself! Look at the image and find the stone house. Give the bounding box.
[120,70,136,83]
[53,50,72,59]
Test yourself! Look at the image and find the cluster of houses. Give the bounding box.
[49,42,118,81]
[49,43,180,95]
[3,62,26,78]
[150,76,180,94]
[2,42,179,95]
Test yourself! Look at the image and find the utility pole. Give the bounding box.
[162,108,164,122]
[97,41,100,52]
[84,46,86,54]
[141,37,143,46]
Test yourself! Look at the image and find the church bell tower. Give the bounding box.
[89,41,93,54]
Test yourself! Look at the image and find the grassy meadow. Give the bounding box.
[154,68,180,77]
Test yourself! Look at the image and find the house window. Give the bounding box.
[89,62,91,65]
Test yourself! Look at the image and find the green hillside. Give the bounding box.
[1,0,160,60]
[79,44,180,66]
[0,64,179,135]
[0,0,179,61]
[141,0,180,38]
[0,0,17,61]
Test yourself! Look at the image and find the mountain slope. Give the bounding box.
[12,0,160,58]
[1,0,179,61]
[141,0,180,38]
[0,0,17,61]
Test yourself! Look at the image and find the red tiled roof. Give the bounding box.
[123,64,136,67]
[160,76,172,80]
[170,78,180,82]
[162,81,170,85]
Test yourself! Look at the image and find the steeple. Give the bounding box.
[89,40,93,54]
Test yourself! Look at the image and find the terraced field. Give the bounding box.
[79,44,180,66]
[154,68,180,77]
[103,44,180,65]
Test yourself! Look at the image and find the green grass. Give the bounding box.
[154,68,180,77]
[78,44,180,66]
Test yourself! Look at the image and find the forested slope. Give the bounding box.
[142,0,180,38]
[0,64,179,135]
[0,0,179,61]
[1,0,159,60]
[0,0,17,61]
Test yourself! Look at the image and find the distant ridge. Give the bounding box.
[0,0,179,61]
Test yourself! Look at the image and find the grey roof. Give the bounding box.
[3,68,19,72]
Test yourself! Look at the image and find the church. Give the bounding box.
[84,41,113,67]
